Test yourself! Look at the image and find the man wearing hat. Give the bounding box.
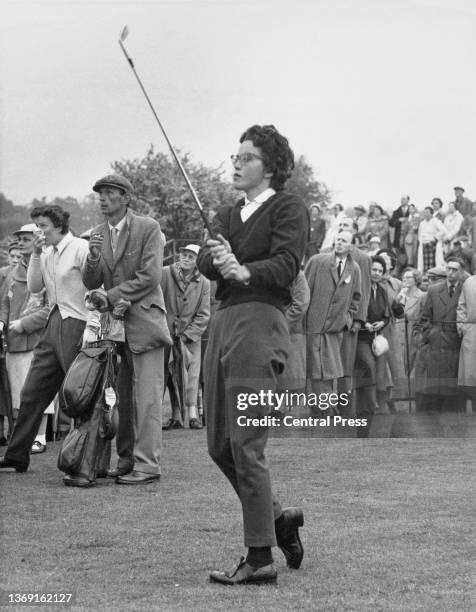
[0,224,54,453]
[367,235,381,256]
[83,174,171,485]
[446,235,475,274]
[427,266,447,284]
[0,242,22,288]
[0,241,23,443]
[161,244,210,430]
[389,195,410,250]
[0,205,92,474]
[452,186,473,218]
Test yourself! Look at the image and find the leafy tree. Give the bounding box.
[0,193,30,239]
[286,155,331,209]
[111,146,235,241]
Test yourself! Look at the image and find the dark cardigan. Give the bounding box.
[197,191,309,311]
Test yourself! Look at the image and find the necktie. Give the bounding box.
[337,259,343,278]
[449,283,455,298]
[111,227,119,253]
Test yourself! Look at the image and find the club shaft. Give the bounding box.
[118,40,214,236]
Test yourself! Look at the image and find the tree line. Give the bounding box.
[0,147,330,263]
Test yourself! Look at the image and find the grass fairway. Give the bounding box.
[2,432,475,611]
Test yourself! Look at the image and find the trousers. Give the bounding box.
[5,308,85,469]
[114,343,164,475]
[204,303,288,547]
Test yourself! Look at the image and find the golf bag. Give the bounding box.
[58,340,119,484]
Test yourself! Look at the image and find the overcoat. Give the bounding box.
[416,280,462,394]
[277,270,310,391]
[0,259,49,353]
[160,263,210,342]
[304,252,361,380]
[456,275,476,387]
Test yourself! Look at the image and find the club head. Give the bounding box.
[119,25,129,43]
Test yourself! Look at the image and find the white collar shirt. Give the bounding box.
[241,188,276,222]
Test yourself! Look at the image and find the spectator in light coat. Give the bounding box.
[161,244,210,430]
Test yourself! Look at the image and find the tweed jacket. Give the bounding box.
[82,209,172,353]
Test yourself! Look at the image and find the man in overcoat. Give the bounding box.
[336,218,371,404]
[161,244,210,430]
[417,257,466,413]
[456,274,476,409]
[304,230,362,403]
[83,174,171,485]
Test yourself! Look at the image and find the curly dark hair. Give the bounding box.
[239,124,294,191]
[30,205,70,234]
[376,248,397,272]
[371,255,387,275]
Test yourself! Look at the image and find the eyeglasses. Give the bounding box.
[230,153,263,165]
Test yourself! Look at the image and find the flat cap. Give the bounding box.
[454,186,465,192]
[452,235,469,243]
[427,266,447,278]
[179,244,200,256]
[13,223,37,236]
[92,174,133,194]
[354,205,366,213]
[7,241,19,252]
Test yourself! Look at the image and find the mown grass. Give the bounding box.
[1,431,475,611]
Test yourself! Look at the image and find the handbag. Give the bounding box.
[60,346,109,418]
[372,333,389,356]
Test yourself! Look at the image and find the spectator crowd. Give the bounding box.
[0,181,475,482]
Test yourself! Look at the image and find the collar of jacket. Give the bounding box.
[11,258,28,283]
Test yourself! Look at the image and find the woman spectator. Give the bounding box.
[443,200,464,254]
[366,204,390,249]
[431,197,446,223]
[393,268,426,396]
[321,203,345,250]
[354,256,396,437]
[403,204,421,267]
[375,248,404,413]
[417,206,447,273]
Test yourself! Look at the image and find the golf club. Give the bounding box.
[118,25,215,237]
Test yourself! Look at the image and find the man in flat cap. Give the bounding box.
[83,174,171,484]
[161,244,210,430]
[452,186,473,218]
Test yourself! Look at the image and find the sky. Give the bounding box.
[1,0,476,210]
